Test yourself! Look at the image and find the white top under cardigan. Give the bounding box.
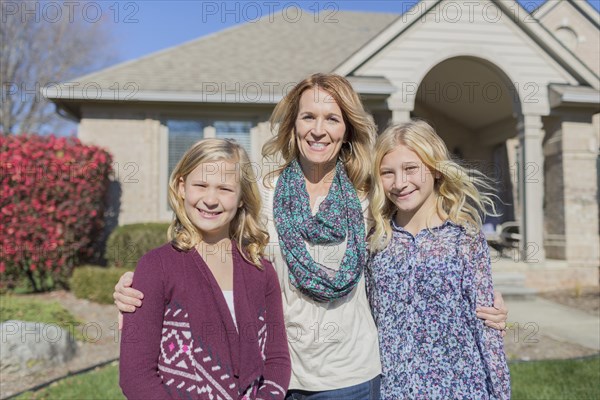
[222,290,237,328]
[261,178,381,391]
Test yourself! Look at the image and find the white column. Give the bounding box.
[517,114,546,264]
[391,109,412,124]
[203,125,216,138]
[387,96,412,124]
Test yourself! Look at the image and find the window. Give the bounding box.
[164,118,254,215]
[167,120,204,179]
[214,120,253,155]
[166,119,253,179]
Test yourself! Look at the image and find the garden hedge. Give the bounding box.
[0,134,112,292]
[105,223,170,268]
[70,266,135,304]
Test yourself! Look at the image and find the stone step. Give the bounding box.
[493,272,527,285]
[493,272,538,300]
[493,285,538,300]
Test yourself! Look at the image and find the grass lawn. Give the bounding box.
[510,355,600,399]
[15,362,124,400]
[0,294,85,340]
[14,356,600,399]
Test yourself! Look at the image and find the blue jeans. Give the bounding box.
[285,375,381,400]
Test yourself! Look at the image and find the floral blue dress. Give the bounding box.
[366,220,511,400]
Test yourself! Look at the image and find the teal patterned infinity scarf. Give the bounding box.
[273,159,366,302]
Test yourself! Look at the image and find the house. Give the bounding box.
[45,0,600,289]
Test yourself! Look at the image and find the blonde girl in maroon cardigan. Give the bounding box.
[119,139,291,399]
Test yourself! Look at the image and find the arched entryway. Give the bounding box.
[412,56,521,232]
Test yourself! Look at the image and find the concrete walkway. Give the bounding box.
[507,297,600,351]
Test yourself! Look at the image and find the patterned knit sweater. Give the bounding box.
[119,243,291,400]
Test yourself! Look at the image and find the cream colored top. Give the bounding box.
[222,290,236,328]
[261,179,381,391]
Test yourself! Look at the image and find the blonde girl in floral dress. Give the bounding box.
[367,120,510,400]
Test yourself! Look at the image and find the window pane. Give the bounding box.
[167,120,204,179]
[214,121,252,155]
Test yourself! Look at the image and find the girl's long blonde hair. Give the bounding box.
[262,73,377,193]
[369,119,498,251]
[168,138,268,268]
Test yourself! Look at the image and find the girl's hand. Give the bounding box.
[113,271,144,329]
[476,290,508,337]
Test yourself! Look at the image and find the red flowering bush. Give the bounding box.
[0,134,113,292]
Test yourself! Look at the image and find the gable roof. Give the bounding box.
[45,8,398,104]
[45,0,599,119]
[334,0,599,89]
[534,0,600,28]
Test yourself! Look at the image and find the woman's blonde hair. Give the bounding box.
[262,73,376,193]
[168,138,268,268]
[369,119,498,251]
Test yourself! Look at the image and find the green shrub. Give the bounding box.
[105,223,170,268]
[70,265,134,304]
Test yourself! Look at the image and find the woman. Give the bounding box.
[114,73,508,400]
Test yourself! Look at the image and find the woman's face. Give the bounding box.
[295,87,346,170]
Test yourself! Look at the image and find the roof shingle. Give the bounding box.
[67,8,399,93]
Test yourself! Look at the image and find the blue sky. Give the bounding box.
[105,0,600,64]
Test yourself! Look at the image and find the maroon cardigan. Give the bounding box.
[119,243,291,400]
